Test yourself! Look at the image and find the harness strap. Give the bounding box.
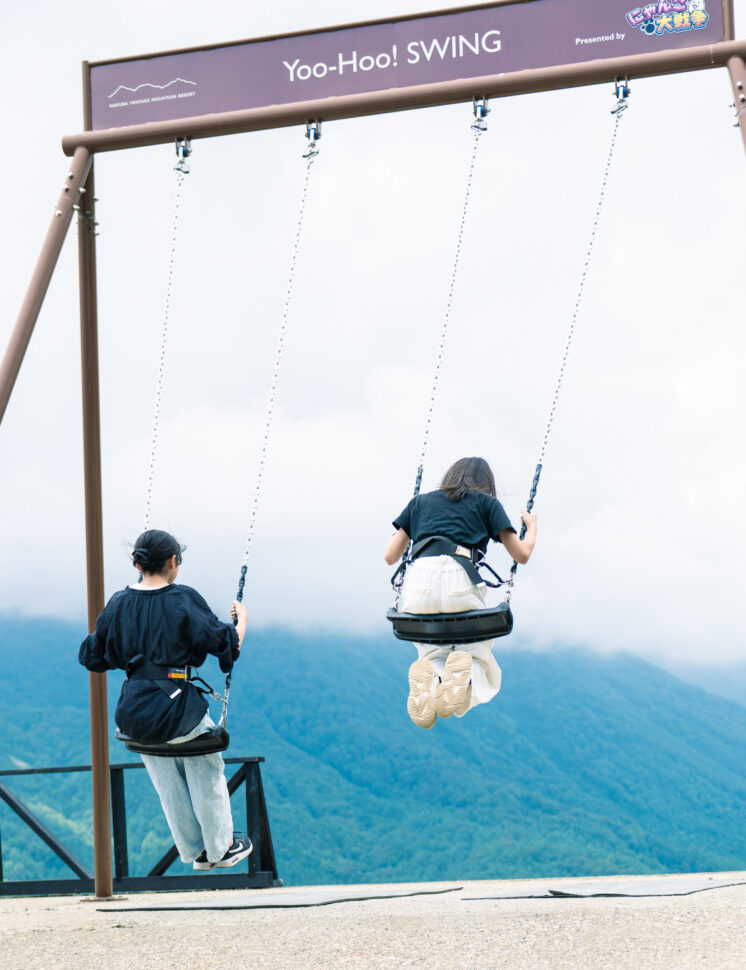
[125,657,194,681]
[391,535,505,591]
[125,656,209,693]
[124,656,229,726]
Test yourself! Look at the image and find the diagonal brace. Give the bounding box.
[0,779,93,880]
[0,146,91,425]
[727,56,746,158]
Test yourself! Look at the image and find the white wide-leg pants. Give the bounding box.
[399,555,503,714]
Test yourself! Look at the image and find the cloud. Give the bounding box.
[1,1,745,667]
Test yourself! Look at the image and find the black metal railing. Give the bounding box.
[0,756,279,895]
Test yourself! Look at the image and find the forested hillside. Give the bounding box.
[1,615,746,886]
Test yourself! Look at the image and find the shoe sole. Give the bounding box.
[215,841,254,868]
[407,658,437,729]
[193,860,215,870]
[435,651,472,718]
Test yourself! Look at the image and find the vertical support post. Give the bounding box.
[727,56,746,159]
[0,147,91,425]
[79,158,112,898]
[79,60,112,900]
[244,762,262,876]
[110,768,129,880]
[721,0,735,41]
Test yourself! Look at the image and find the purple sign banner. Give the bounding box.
[90,0,726,130]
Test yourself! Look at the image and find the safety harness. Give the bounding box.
[124,655,231,728]
[390,535,506,593]
[117,656,231,758]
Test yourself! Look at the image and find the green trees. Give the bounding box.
[2,618,746,886]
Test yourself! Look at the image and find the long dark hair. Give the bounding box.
[440,457,496,502]
[132,529,184,575]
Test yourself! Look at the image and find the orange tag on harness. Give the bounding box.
[167,668,188,679]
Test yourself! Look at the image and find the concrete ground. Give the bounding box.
[1,871,745,970]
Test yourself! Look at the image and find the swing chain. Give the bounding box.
[236,564,248,604]
[537,87,627,470]
[143,143,190,531]
[191,670,231,726]
[508,87,628,595]
[415,103,487,485]
[393,564,405,610]
[506,462,542,597]
[236,128,319,599]
[395,104,488,603]
[218,673,231,726]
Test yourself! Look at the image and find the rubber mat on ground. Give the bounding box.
[464,876,746,900]
[99,884,462,912]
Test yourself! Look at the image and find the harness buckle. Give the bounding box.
[167,666,191,680]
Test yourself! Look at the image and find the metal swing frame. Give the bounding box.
[0,0,742,896]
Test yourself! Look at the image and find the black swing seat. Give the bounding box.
[386,602,513,646]
[115,725,230,758]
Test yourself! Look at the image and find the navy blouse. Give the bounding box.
[79,584,239,744]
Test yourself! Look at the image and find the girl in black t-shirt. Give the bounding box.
[385,457,537,729]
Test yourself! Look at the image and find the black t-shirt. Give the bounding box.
[79,584,239,743]
[393,489,515,555]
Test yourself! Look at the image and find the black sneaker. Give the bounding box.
[215,836,253,868]
[193,850,215,871]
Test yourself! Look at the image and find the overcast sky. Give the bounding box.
[1,0,745,667]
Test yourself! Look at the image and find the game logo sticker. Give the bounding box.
[626,0,710,36]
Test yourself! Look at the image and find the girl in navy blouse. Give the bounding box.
[79,529,253,870]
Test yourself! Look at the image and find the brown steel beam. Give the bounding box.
[0,148,91,424]
[727,56,746,157]
[79,159,112,900]
[722,0,735,41]
[78,58,113,899]
[63,40,746,156]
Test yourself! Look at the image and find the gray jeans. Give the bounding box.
[140,714,234,863]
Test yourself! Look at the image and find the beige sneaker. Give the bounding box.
[407,658,438,729]
[435,651,473,718]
